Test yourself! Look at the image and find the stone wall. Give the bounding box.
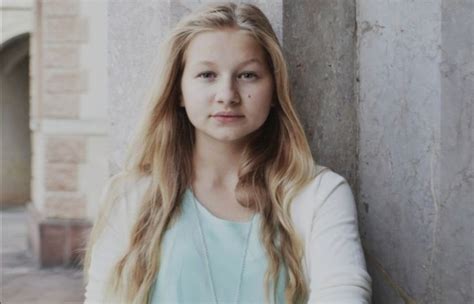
[434,1,473,302]
[27,0,109,267]
[356,0,473,302]
[283,0,358,186]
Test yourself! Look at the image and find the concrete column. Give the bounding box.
[357,0,473,302]
[282,0,358,186]
[28,0,109,267]
[433,0,474,302]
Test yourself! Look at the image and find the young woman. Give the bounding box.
[84,2,372,304]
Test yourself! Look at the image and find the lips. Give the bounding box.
[211,112,245,123]
[212,111,244,117]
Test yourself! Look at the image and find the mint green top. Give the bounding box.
[149,188,287,304]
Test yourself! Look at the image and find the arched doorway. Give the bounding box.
[1,34,31,208]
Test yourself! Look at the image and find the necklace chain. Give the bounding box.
[190,186,256,304]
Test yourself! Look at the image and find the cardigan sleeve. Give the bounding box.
[307,173,372,303]
[84,175,130,304]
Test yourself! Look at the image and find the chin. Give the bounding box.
[211,132,252,143]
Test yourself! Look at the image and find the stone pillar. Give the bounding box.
[433,1,474,302]
[357,0,473,302]
[28,0,109,267]
[284,0,473,302]
[282,0,358,186]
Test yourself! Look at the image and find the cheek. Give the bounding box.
[181,75,204,102]
[183,101,203,120]
[246,83,274,109]
[181,83,210,110]
[245,94,273,126]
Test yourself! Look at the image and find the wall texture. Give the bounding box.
[283,0,358,186]
[107,0,171,173]
[357,0,473,303]
[357,1,443,302]
[24,0,110,267]
[434,0,473,302]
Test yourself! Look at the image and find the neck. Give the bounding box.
[192,136,245,189]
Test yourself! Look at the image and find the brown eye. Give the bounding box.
[197,71,216,79]
[238,72,258,80]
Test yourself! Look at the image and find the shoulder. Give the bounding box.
[294,164,352,207]
[98,171,152,227]
[103,171,151,198]
[290,164,356,229]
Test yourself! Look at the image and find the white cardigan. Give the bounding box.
[85,166,372,303]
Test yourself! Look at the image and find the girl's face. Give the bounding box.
[180,28,274,146]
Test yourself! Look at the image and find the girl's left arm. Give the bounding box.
[307,174,372,303]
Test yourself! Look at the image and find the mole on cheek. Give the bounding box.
[248,94,251,98]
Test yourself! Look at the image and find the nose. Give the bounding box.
[215,75,240,105]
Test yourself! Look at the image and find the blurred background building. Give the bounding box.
[1,0,472,303]
[2,0,107,302]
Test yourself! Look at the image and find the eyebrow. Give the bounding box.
[193,58,263,68]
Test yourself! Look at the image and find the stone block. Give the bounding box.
[44,70,87,93]
[27,203,92,267]
[43,17,88,43]
[40,222,67,267]
[42,0,80,17]
[44,192,86,219]
[43,94,80,118]
[27,203,41,265]
[45,136,86,163]
[45,163,79,191]
[43,45,80,68]
[70,223,92,267]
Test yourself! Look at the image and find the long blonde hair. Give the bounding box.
[84,2,317,303]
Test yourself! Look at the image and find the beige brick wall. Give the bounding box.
[45,163,79,191]
[44,192,86,219]
[43,135,84,218]
[39,0,87,119]
[43,45,80,68]
[45,136,86,163]
[30,0,108,222]
[42,0,79,17]
[42,17,88,42]
[44,70,87,93]
[23,0,109,266]
[42,94,80,118]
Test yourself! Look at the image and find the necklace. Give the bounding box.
[189,186,256,304]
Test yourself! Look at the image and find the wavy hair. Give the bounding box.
[84,2,317,303]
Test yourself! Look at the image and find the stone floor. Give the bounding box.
[1,206,85,304]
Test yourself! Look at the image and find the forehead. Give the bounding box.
[183,29,267,67]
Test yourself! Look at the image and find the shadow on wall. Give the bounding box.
[1,34,31,208]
